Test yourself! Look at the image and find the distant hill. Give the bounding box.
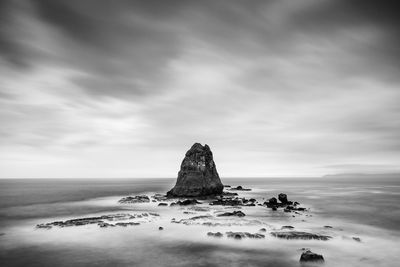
[322,173,400,179]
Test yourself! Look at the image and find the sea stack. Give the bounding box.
[167,143,224,197]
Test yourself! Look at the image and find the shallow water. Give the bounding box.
[1,177,399,267]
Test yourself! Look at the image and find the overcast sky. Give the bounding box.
[1,0,399,178]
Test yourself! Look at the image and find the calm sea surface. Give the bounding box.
[1,177,399,266]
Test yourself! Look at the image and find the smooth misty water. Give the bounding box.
[1,177,400,267]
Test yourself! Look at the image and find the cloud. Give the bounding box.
[0,0,399,177]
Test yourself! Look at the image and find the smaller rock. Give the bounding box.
[224,185,231,188]
[268,197,278,205]
[207,232,223,237]
[324,225,333,229]
[158,203,168,206]
[278,193,288,203]
[230,186,252,191]
[352,237,361,242]
[281,225,294,229]
[300,250,324,263]
[259,228,267,232]
[159,227,164,230]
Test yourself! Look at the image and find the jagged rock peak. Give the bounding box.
[167,143,223,197]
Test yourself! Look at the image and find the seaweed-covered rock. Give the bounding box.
[167,143,223,197]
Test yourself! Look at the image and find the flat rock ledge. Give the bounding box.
[36,213,160,229]
[271,231,331,241]
[207,231,265,239]
[119,195,150,204]
[300,250,325,263]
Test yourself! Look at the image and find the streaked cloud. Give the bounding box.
[0,0,399,178]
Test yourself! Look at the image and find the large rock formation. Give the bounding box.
[167,143,224,197]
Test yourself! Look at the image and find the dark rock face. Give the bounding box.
[268,197,278,205]
[278,193,288,203]
[167,143,223,197]
[300,250,324,263]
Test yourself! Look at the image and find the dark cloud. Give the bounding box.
[1,0,400,177]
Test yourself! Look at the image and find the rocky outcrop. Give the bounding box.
[167,143,224,197]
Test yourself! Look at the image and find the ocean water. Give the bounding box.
[0,177,399,267]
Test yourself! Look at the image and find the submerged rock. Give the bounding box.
[207,232,223,237]
[170,199,202,206]
[217,211,246,217]
[270,231,331,241]
[230,185,252,191]
[226,231,265,239]
[167,143,224,197]
[119,195,150,204]
[300,250,324,263]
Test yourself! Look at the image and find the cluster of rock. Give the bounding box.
[36,213,160,229]
[207,231,265,239]
[210,196,257,206]
[264,193,305,213]
[169,199,202,206]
